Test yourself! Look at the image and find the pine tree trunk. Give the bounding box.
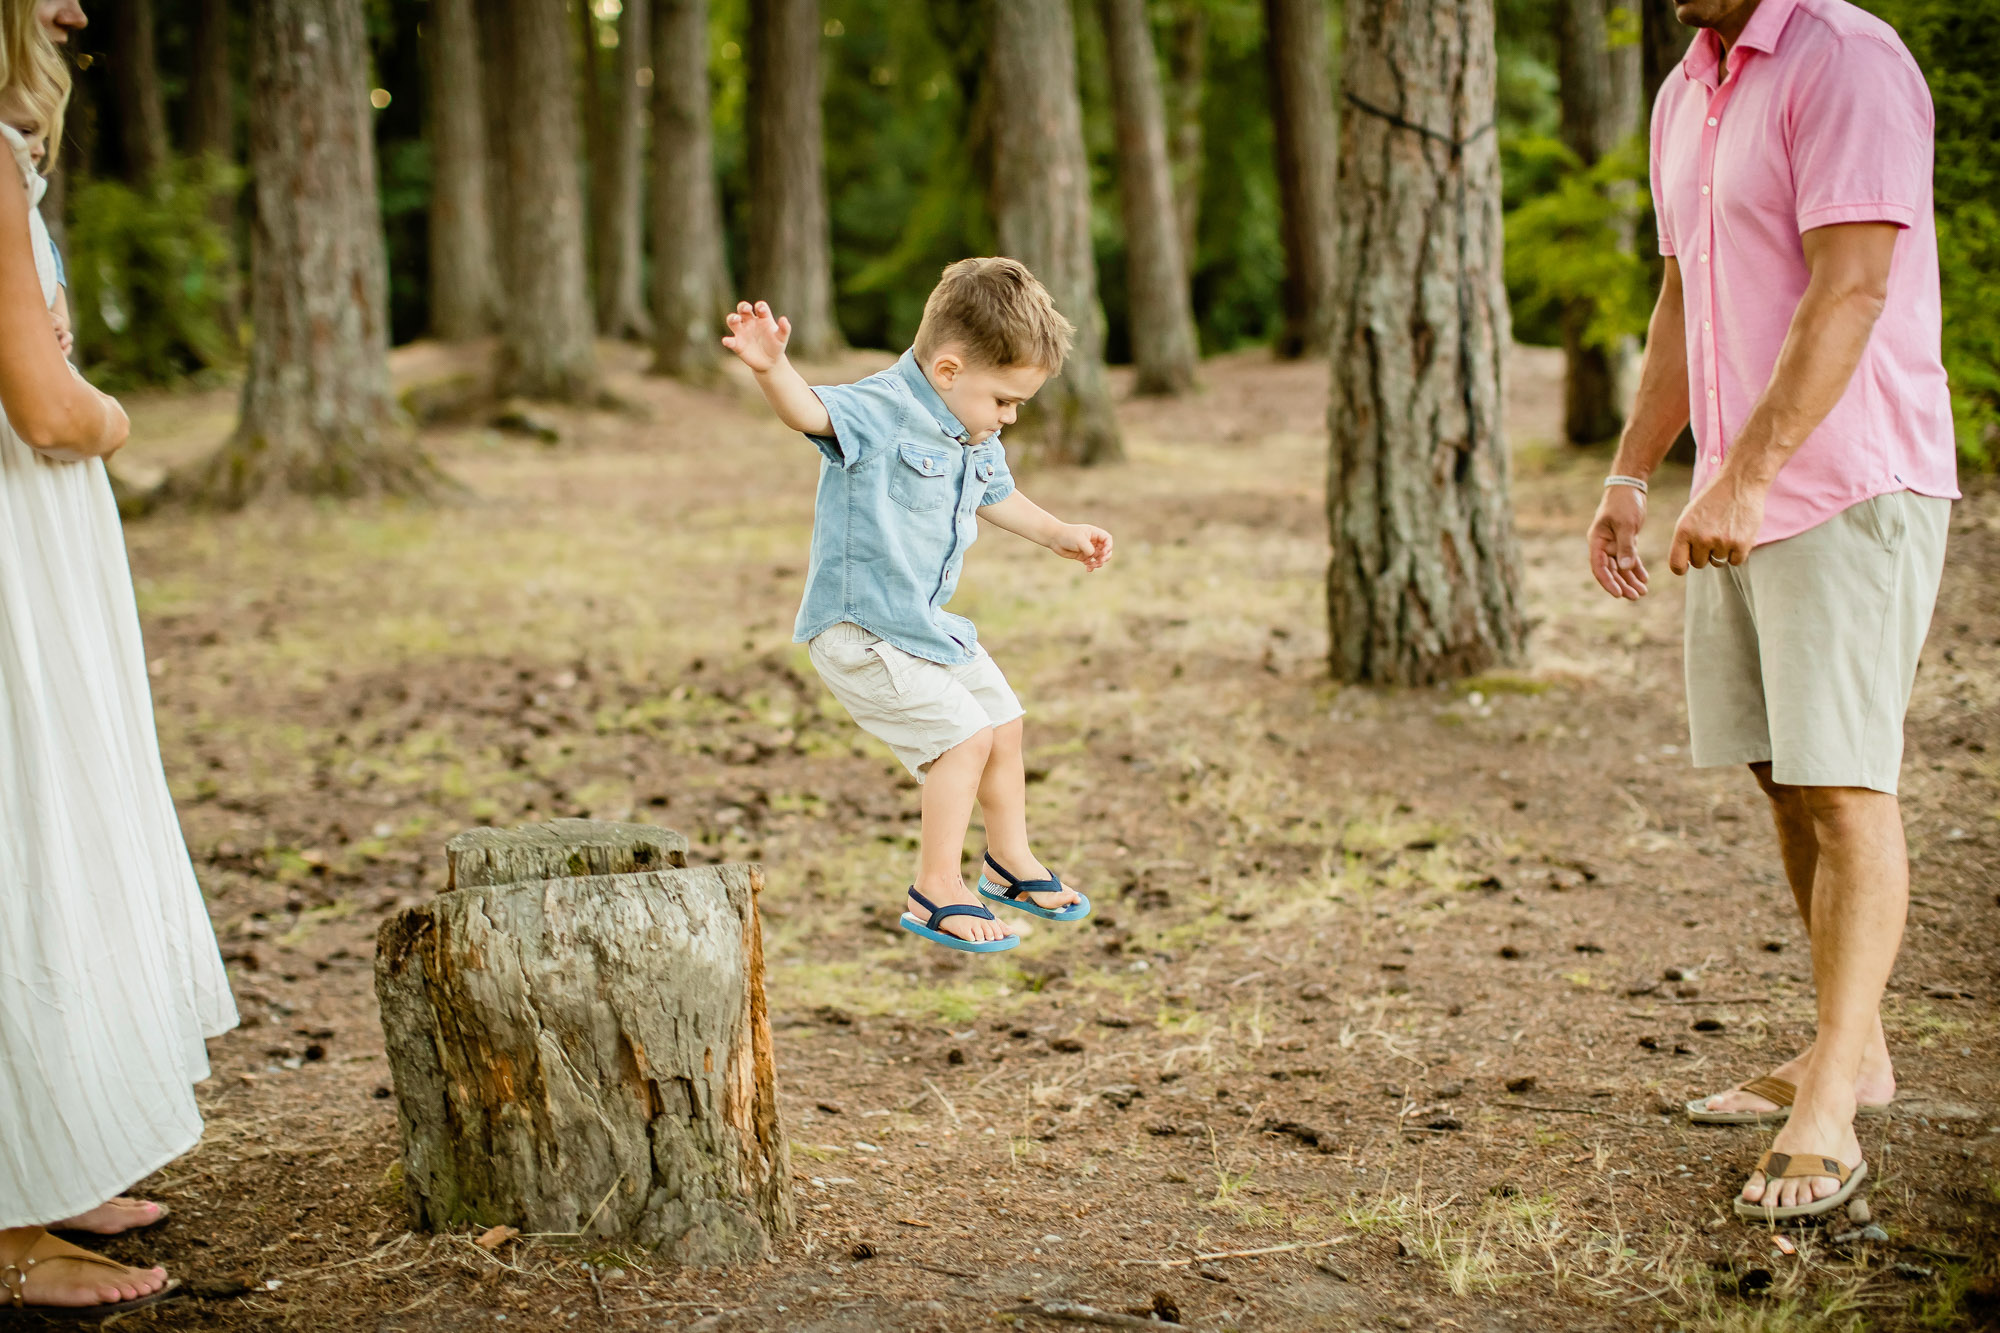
[650,0,729,379]
[1265,0,1339,358]
[1326,0,1525,684]
[1555,0,1637,444]
[177,0,436,506]
[188,0,232,160]
[988,0,1122,466]
[1637,0,1695,465]
[1099,0,1198,395]
[425,0,500,341]
[591,0,652,340]
[746,0,840,360]
[492,0,599,400]
[1164,3,1206,272]
[110,0,168,183]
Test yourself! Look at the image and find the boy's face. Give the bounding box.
[925,350,1050,445]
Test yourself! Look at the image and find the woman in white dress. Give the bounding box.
[0,1,236,1317]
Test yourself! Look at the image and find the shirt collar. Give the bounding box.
[896,349,972,445]
[1682,0,1799,84]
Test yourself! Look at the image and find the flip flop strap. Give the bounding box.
[1754,1150,1852,1184]
[926,903,997,928]
[984,855,1061,899]
[1,1231,134,1307]
[1738,1076,1796,1108]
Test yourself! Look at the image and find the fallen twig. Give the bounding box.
[1646,995,1774,1007]
[1005,1300,1190,1330]
[1496,1101,1634,1123]
[1119,1236,1352,1267]
[903,1257,981,1280]
[923,1078,961,1126]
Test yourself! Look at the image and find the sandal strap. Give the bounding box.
[1752,1150,1854,1185]
[906,887,998,930]
[1,1230,140,1308]
[1738,1076,1796,1108]
[983,853,1061,899]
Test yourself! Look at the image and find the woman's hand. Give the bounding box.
[721,300,792,373]
[1050,523,1114,572]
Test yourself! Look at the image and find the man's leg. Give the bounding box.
[909,728,1009,942]
[975,717,1079,910]
[1702,766,1896,1115]
[1741,785,1908,1208]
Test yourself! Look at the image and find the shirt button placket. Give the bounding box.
[1700,84,1729,464]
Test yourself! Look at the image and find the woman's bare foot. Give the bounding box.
[0,1226,171,1309]
[52,1197,167,1235]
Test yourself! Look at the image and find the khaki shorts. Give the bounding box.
[808,622,1024,780]
[1684,491,1950,794]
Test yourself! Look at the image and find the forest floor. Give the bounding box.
[83,343,1998,1333]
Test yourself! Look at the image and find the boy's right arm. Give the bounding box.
[722,300,833,437]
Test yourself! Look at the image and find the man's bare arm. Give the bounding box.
[1669,222,1897,573]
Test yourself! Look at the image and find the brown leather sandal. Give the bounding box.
[0,1228,181,1324]
[1687,1076,1892,1126]
[1732,1150,1869,1222]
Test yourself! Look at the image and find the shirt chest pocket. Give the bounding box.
[889,442,954,512]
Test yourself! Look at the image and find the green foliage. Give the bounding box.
[67,157,241,391]
[1503,138,1653,354]
[1857,0,2000,466]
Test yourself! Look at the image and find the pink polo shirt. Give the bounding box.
[1650,0,1958,545]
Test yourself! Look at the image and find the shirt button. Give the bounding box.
[1703,320,1712,331]
[1701,185,1710,196]
[1707,388,1716,398]
[1707,116,1718,126]
[1700,253,1709,263]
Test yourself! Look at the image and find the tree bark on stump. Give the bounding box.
[988,0,1123,466]
[426,0,501,341]
[591,0,653,341]
[1556,0,1639,445]
[376,821,793,1262]
[1325,0,1525,685]
[1265,0,1340,359]
[491,0,599,401]
[173,0,438,506]
[1099,0,1199,396]
[746,0,841,360]
[651,0,729,379]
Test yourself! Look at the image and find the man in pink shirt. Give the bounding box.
[1586,0,1957,1222]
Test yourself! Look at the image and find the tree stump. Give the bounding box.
[374,820,793,1263]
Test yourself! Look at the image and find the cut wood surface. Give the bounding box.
[377,822,788,1263]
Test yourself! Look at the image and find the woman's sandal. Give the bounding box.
[0,1229,181,1324]
[900,887,1020,953]
[1687,1076,1892,1126]
[1732,1151,1868,1222]
[976,853,1090,923]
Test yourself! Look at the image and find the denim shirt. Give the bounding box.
[792,350,1016,665]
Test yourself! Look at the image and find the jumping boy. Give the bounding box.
[722,257,1112,953]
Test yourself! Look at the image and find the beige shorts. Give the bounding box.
[808,622,1024,780]
[1684,491,1950,794]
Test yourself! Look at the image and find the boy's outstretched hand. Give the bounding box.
[722,300,791,372]
[1050,524,1114,572]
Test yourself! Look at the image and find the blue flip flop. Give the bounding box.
[977,853,1091,922]
[900,887,1020,953]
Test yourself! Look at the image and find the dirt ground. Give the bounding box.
[73,343,1999,1332]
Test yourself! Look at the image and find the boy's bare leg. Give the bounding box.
[1700,763,1896,1116]
[976,717,1080,910]
[909,728,1010,942]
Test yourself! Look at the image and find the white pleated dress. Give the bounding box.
[0,123,237,1229]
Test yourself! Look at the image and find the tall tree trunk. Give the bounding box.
[650,0,729,379]
[179,0,435,506]
[1099,0,1198,395]
[188,0,232,159]
[1555,0,1638,444]
[1326,0,1524,684]
[1264,0,1339,358]
[425,0,500,340]
[492,0,598,401]
[1638,0,1695,465]
[591,0,652,339]
[110,0,168,183]
[746,0,840,359]
[988,0,1122,466]
[1164,2,1205,273]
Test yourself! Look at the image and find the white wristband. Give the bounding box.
[1604,474,1648,495]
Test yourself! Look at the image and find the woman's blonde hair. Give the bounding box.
[0,0,68,167]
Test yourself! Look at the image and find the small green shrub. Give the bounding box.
[66,155,241,390]
[1503,136,1654,356]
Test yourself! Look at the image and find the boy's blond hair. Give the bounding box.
[913,257,1075,373]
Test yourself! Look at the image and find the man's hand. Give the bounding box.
[721,300,791,372]
[1670,471,1767,574]
[1587,486,1649,599]
[1049,523,1113,571]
